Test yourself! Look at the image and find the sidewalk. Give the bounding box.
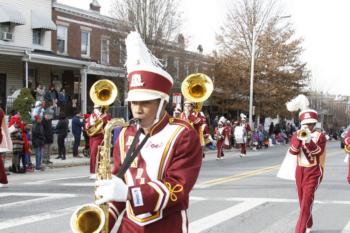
[3,153,90,170]
[2,145,278,171]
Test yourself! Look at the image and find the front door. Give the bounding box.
[0,74,6,111]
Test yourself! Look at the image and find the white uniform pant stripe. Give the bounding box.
[181,209,188,233]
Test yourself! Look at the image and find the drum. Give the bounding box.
[234,125,246,144]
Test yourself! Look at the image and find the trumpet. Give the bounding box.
[297,128,310,141]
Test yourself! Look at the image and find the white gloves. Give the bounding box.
[95,175,128,205]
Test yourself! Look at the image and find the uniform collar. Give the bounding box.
[148,112,169,136]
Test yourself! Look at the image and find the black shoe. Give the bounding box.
[61,157,66,160]
[55,156,62,159]
[47,161,53,164]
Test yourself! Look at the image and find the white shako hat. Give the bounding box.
[125,31,173,102]
[286,94,318,125]
[240,113,247,119]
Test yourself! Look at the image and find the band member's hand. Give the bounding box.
[347,176,350,184]
[95,175,128,204]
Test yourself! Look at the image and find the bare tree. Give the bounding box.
[214,0,309,117]
[110,0,182,46]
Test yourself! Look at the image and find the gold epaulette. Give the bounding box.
[169,117,193,130]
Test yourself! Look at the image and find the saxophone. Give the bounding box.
[70,80,128,233]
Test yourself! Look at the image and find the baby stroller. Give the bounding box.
[82,130,90,158]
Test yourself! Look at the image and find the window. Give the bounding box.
[195,64,199,72]
[57,25,68,54]
[33,29,42,45]
[119,40,126,65]
[184,63,189,76]
[0,23,10,33]
[101,38,109,65]
[81,31,90,56]
[174,58,179,79]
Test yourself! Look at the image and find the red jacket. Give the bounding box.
[109,113,202,233]
[289,131,326,169]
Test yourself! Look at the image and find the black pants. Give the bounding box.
[73,134,81,156]
[57,135,66,158]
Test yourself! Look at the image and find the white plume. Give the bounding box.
[125,31,163,72]
[286,94,310,112]
[240,113,246,118]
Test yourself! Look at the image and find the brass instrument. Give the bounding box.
[71,80,128,233]
[345,144,350,154]
[181,73,213,113]
[297,128,310,141]
[86,79,118,137]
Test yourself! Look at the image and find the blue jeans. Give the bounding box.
[35,146,42,170]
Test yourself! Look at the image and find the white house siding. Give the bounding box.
[0,0,53,51]
[29,63,51,87]
[0,55,23,95]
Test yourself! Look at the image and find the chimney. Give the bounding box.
[90,0,101,13]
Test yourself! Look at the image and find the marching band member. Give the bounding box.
[173,104,181,118]
[215,116,229,160]
[95,31,202,233]
[234,113,251,157]
[180,100,203,133]
[180,100,204,156]
[343,128,350,183]
[223,120,232,149]
[0,107,12,188]
[86,105,111,179]
[286,94,327,233]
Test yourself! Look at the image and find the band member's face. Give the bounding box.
[303,123,315,131]
[184,103,193,112]
[130,99,160,128]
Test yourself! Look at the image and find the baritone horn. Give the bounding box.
[86,79,118,137]
[181,73,214,112]
[345,144,350,154]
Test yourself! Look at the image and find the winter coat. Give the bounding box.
[42,118,53,144]
[55,118,69,137]
[71,116,83,136]
[31,122,45,147]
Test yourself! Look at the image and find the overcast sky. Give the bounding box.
[57,0,350,96]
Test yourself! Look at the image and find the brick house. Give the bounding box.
[0,0,214,117]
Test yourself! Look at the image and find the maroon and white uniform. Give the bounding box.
[289,131,326,233]
[0,108,12,185]
[237,121,251,156]
[108,114,202,233]
[86,112,111,174]
[344,129,350,184]
[180,111,203,136]
[215,124,230,159]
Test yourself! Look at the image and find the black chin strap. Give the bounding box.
[116,128,150,178]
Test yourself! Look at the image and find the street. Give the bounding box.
[1,141,350,233]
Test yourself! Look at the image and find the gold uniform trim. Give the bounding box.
[147,182,163,212]
[127,202,161,223]
[165,182,183,202]
[157,126,183,180]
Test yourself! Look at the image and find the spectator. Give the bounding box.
[55,113,69,160]
[35,84,45,101]
[42,112,54,164]
[72,110,83,158]
[32,115,45,171]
